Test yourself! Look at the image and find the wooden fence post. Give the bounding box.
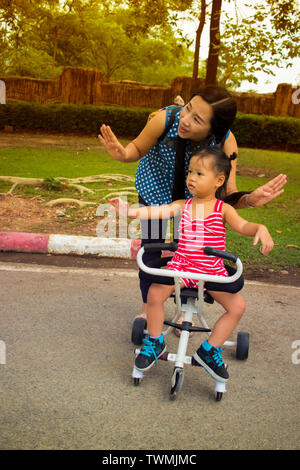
[274,83,293,116]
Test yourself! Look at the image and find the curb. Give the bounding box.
[0,232,142,259]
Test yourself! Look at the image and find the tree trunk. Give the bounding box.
[52,28,58,72]
[192,0,207,79]
[205,0,222,85]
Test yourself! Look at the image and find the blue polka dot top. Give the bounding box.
[135,106,229,206]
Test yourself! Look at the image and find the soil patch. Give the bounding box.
[0,194,99,236]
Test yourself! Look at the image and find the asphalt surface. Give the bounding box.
[0,256,299,450]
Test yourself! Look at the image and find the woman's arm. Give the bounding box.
[223,131,287,209]
[223,131,238,195]
[223,203,274,255]
[98,110,167,163]
[109,197,185,220]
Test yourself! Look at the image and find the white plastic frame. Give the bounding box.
[132,246,244,395]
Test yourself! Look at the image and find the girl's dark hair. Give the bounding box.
[191,86,237,144]
[190,146,237,199]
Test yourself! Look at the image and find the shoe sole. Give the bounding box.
[135,345,167,372]
[193,352,228,383]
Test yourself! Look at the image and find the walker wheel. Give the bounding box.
[236,332,250,360]
[215,392,223,401]
[170,368,184,400]
[131,317,147,345]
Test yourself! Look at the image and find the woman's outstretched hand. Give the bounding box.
[247,174,287,207]
[98,124,127,161]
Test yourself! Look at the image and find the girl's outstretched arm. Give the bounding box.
[223,203,274,255]
[109,197,185,220]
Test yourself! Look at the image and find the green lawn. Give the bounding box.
[0,138,299,270]
[0,143,138,178]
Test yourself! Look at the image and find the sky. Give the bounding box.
[180,0,299,94]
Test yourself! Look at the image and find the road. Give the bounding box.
[0,257,299,450]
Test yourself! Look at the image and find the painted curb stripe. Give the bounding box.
[0,232,171,259]
[0,232,49,253]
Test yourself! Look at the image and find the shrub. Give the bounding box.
[231,113,300,151]
[0,102,299,151]
[0,102,151,137]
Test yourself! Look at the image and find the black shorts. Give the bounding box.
[205,265,244,294]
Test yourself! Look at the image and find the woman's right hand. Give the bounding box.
[98,124,127,161]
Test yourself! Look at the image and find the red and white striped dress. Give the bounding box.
[167,198,228,288]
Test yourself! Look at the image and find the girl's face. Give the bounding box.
[178,95,213,141]
[186,155,225,199]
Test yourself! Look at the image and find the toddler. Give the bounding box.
[109,147,274,382]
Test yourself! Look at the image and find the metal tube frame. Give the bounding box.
[133,247,244,394]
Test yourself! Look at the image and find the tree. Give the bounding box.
[205,0,222,85]
[192,0,207,80]
[217,0,300,89]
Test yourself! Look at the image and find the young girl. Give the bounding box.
[109,147,274,382]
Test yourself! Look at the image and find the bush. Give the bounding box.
[231,113,300,151]
[0,102,299,151]
[0,102,152,137]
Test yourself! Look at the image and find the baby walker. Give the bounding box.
[131,242,249,401]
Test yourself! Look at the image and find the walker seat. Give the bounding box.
[131,242,249,401]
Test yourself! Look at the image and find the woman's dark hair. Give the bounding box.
[191,86,237,144]
[190,146,237,199]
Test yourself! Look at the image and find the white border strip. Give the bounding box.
[48,234,132,258]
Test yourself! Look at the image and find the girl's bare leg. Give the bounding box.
[146,284,175,337]
[206,291,246,348]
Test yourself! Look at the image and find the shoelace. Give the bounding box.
[140,336,159,361]
[212,347,224,367]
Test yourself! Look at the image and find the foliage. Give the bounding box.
[0,102,299,151]
[231,113,300,151]
[0,0,193,83]
[217,0,300,88]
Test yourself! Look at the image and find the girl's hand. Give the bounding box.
[109,197,130,217]
[247,174,287,207]
[98,124,127,161]
[253,225,274,255]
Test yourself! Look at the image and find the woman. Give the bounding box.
[98,86,287,320]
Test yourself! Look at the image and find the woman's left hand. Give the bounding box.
[247,174,287,207]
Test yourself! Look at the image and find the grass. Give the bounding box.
[0,134,299,270]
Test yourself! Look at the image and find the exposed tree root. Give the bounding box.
[0,175,136,205]
[45,198,97,208]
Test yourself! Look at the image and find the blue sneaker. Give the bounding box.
[193,340,229,382]
[135,334,166,371]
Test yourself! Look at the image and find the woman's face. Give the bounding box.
[178,95,213,142]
